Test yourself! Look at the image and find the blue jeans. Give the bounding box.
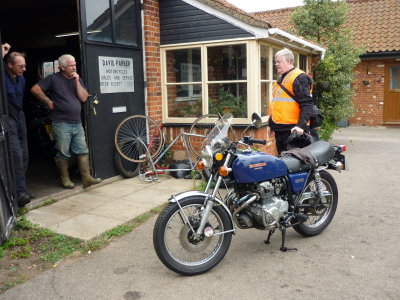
[52,122,89,159]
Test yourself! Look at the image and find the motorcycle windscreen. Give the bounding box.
[232,152,287,183]
[288,172,308,193]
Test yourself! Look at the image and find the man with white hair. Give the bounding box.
[268,48,314,154]
[31,54,101,189]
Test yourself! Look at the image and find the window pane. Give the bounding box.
[166,49,201,83]
[390,66,399,89]
[167,85,202,117]
[299,54,307,72]
[86,0,112,43]
[207,44,247,81]
[261,82,270,117]
[114,0,138,45]
[273,48,279,80]
[260,45,269,80]
[208,83,247,118]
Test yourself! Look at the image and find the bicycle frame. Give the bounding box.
[139,132,205,182]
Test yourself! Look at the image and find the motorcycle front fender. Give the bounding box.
[169,191,235,232]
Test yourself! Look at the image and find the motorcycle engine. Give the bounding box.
[244,181,288,229]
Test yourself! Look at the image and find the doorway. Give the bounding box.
[1,0,82,198]
[1,0,145,199]
[384,64,400,124]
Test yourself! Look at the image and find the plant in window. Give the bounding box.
[209,88,246,118]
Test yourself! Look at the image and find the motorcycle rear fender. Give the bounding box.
[169,191,235,232]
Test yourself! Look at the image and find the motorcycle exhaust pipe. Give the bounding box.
[232,195,258,229]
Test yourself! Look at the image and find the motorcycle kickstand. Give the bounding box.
[279,224,297,252]
[264,229,275,245]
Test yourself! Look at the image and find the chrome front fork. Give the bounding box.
[194,154,232,237]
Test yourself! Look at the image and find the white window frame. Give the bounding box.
[161,40,252,124]
[161,40,310,124]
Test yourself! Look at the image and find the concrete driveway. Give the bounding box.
[2,126,400,300]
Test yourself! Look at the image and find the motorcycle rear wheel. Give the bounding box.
[153,196,233,275]
[293,170,338,237]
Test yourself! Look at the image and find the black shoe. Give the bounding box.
[26,192,36,199]
[17,193,31,207]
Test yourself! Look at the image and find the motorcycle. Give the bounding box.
[153,113,346,275]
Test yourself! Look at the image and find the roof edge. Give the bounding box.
[360,51,400,59]
[268,28,326,57]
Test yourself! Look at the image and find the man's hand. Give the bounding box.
[71,72,80,81]
[2,43,11,58]
[47,100,54,110]
[291,126,304,135]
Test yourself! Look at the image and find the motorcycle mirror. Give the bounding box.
[251,113,262,128]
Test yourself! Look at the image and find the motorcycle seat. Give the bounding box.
[304,141,335,164]
[282,141,335,173]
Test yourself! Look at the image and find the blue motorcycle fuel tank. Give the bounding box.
[232,151,288,183]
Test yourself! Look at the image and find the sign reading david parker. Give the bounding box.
[98,56,134,93]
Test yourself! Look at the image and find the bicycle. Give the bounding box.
[114,114,213,182]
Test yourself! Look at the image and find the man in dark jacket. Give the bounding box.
[3,49,33,206]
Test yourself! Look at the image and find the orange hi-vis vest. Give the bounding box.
[269,68,310,125]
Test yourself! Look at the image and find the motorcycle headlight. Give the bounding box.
[201,145,213,168]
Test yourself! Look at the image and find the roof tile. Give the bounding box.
[252,0,400,53]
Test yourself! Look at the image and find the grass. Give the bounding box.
[0,206,162,293]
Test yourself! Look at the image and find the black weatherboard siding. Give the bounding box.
[159,0,253,45]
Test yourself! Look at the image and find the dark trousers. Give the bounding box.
[9,114,29,196]
[274,130,292,155]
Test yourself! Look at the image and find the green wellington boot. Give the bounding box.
[77,154,102,188]
[54,157,75,189]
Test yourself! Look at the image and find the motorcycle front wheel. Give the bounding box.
[293,170,338,237]
[153,196,233,275]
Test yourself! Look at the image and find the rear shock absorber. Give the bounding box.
[313,170,325,197]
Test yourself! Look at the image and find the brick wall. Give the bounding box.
[349,58,388,125]
[143,0,162,123]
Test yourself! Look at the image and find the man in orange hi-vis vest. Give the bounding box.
[268,48,314,155]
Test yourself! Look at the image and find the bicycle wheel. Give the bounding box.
[113,151,140,178]
[115,115,164,163]
[188,114,219,158]
[188,114,236,158]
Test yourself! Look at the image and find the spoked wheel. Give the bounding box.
[293,170,338,237]
[188,114,236,158]
[153,197,233,275]
[113,151,140,178]
[114,115,164,162]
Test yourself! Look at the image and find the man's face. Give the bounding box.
[61,59,77,78]
[275,55,292,75]
[7,56,26,77]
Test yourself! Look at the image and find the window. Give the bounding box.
[85,0,138,45]
[162,42,311,123]
[299,54,308,72]
[260,44,271,117]
[163,43,248,120]
[207,44,247,118]
[166,48,202,117]
[390,66,400,89]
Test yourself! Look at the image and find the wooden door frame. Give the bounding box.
[383,63,400,124]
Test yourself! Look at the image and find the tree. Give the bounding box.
[291,0,363,140]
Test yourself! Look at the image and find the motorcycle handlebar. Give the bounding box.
[242,136,267,145]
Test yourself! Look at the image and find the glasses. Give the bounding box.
[16,64,27,69]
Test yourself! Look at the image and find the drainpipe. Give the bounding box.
[268,28,326,59]
[141,0,148,116]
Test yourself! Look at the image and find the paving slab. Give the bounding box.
[47,213,122,240]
